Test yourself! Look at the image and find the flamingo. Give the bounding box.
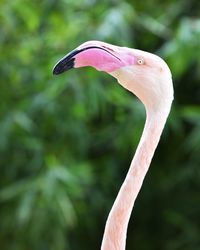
[53,41,174,250]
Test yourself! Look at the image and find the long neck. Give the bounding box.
[101,105,171,250]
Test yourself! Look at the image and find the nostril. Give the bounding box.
[102,46,115,52]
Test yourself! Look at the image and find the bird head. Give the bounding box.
[53,41,173,112]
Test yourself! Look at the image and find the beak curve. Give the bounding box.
[53,46,121,75]
[53,49,80,75]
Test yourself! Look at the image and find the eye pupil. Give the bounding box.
[138,59,144,65]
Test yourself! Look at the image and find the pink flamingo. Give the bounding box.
[53,41,174,250]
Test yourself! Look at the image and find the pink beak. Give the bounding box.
[53,45,121,75]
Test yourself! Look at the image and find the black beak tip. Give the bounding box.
[52,65,61,75]
[52,57,75,75]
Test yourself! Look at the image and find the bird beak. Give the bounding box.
[53,45,121,75]
[53,49,80,75]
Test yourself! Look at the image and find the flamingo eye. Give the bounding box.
[137,58,144,65]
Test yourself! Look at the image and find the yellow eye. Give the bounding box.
[137,59,144,65]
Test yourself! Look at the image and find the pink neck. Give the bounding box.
[101,107,170,250]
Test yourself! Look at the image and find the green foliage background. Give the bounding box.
[0,0,200,249]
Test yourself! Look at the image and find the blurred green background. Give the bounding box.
[0,0,200,249]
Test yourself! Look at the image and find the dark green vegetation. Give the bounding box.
[0,0,200,249]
